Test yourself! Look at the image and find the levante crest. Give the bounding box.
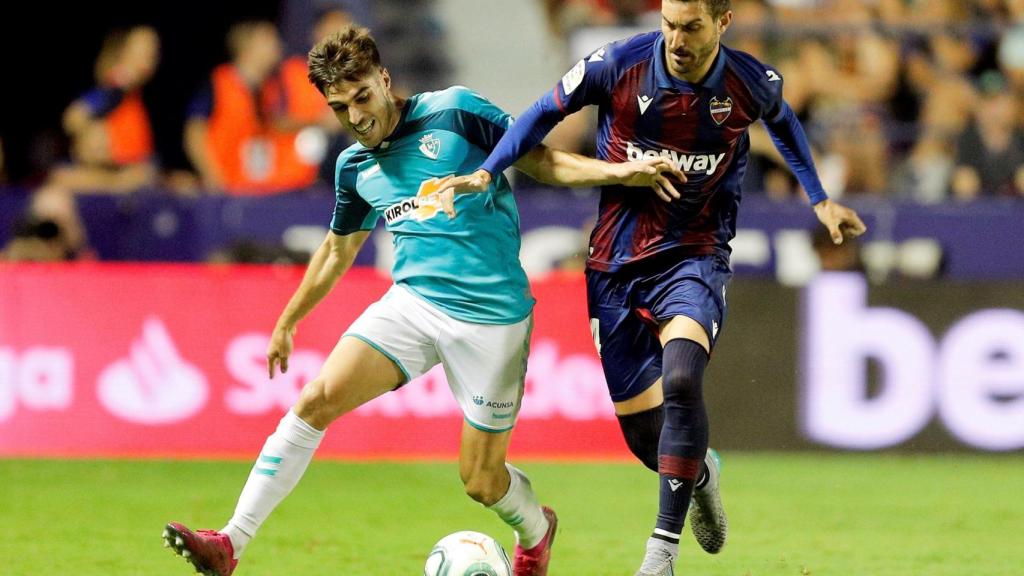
[709,96,733,125]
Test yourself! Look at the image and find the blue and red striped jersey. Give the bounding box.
[484,32,825,273]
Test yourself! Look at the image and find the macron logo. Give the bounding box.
[667,479,684,492]
[637,94,653,115]
[625,142,725,176]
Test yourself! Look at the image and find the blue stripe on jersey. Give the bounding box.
[391,109,509,155]
[331,147,376,234]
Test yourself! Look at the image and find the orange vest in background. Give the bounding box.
[106,91,154,166]
[279,56,325,123]
[207,63,320,194]
[207,64,292,195]
[263,56,324,191]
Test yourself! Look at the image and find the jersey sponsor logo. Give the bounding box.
[766,69,782,82]
[383,177,445,224]
[625,142,726,176]
[710,96,733,125]
[561,59,586,95]
[418,133,441,159]
[637,94,653,115]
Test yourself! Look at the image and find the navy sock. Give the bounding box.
[652,338,709,543]
[616,405,664,472]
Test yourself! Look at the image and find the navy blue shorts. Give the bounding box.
[585,254,732,403]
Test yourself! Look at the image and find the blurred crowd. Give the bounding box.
[1,0,449,262]
[3,0,1024,265]
[544,0,1024,203]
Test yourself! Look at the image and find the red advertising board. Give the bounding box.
[0,263,626,460]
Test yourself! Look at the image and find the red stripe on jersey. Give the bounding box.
[720,68,757,140]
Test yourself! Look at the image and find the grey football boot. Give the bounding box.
[688,448,728,553]
[634,542,675,576]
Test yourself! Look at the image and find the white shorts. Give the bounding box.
[344,284,532,432]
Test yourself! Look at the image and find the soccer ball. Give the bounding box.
[423,531,512,576]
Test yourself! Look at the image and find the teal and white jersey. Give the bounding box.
[330,86,534,324]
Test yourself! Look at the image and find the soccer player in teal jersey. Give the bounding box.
[163,25,680,576]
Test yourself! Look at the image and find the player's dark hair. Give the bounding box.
[669,0,732,18]
[307,25,382,95]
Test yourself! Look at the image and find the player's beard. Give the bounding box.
[670,34,720,77]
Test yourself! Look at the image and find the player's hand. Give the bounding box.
[813,199,867,245]
[435,169,493,218]
[614,158,686,202]
[267,324,296,379]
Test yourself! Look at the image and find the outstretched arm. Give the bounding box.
[514,146,684,195]
[764,102,867,243]
[267,230,370,378]
[478,94,567,180]
[434,146,684,218]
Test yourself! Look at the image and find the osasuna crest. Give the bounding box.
[709,96,733,125]
[418,133,441,160]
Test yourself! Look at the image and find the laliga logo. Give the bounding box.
[97,317,208,425]
[383,178,445,224]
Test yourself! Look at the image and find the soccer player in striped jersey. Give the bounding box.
[437,1,867,574]
[162,24,677,576]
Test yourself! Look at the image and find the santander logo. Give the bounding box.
[96,317,208,425]
[223,335,613,420]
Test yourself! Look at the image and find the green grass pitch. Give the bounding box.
[1,454,1021,575]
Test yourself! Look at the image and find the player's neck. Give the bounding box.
[672,43,720,84]
[383,95,407,139]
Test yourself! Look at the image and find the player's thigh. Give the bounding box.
[645,254,732,351]
[587,269,663,410]
[300,335,406,419]
[437,313,532,434]
[298,285,442,425]
[660,315,710,352]
[613,376,663,415]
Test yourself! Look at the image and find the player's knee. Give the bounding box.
[626,439,660,472]
[294,377,343,429]
[462,467,507,506]
[617,406,663,472]
[663,367,701,405]
[662,339,708,406]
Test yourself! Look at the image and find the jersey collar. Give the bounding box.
[378,95,415,149]
[653,34,726,91]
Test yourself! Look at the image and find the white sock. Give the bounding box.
[488,463,549,549]
[222,410,324,559]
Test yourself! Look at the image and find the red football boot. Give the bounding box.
[163,522,238,576]
[513,506,558,576]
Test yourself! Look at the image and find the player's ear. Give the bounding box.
[380,67,391,91]
[718,10,732,34]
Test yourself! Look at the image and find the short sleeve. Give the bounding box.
[329,155,377,235]
[443,86,514,152]
[79,87,124,117]
[186,83,214,120]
